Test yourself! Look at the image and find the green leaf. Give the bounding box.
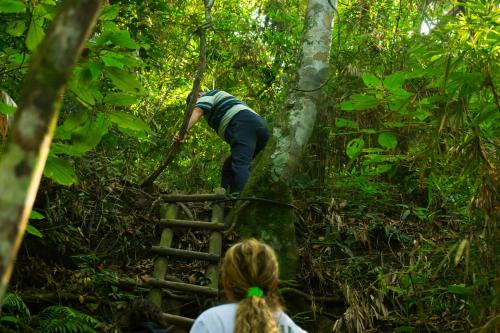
[99,4,120,20]
[101,52,139,69]
[447,284,471,296]
[69,113,111,153]
[0,0,26,13]
[105,67,143,94]
[26,9,45,51]
[44,156,78,185]
[0,315,19,323]
[55,111,89,140]
[97,30,140,49]
[383,72,405,91]
[110,30,140,49]
[413,109,431,121]
[0,102,16,115]
[394,326,416,333]
[378,132,398,149]
[26,225,44,238]
[69,67,103,106]
[346,138,364,159]
[29,210,45,220]
[341,94,379,111]
[6,20,26,36]
[362,73,382,88]
[109,111,151,133]
[104,93,138,106]
[87,61,103,80]
[335,118,358,129]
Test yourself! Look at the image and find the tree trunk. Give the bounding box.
[0,0,102,301]
[234,0,335,279]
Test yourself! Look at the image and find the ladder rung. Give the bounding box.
[162,193,225,202]
[151,246,220,262]
[160,219,226,230]
[161,313,194,326]
[145,277,219,296]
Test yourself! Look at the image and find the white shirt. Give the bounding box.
[189,303,308,333]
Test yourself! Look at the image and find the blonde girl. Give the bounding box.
[190,238,307,333]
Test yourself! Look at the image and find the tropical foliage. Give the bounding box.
[0,0,498,332]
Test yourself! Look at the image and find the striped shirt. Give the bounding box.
[196,90,257,138]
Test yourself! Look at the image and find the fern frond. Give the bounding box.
[0,293,31,318]
[37,306,100,333]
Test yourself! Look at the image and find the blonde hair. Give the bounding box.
[221,238,281,333]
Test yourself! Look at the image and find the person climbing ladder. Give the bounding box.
[189,238,307,333]
[174,90,269,196]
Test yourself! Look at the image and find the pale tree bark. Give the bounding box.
[232,0,336,279]
[0,0,102,301]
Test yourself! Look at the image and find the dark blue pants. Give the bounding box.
[221,110,269,194]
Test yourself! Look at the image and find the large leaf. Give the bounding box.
[55,110,89,140]
[0,0,26,13]
[70,113,111,153]
[44,156,78,185]
[362,73,382,88]
[346,138,365,159]
[335,118,358,129]
[341,94,379,111]
[105,67,143,94]
[383,72,405,91]
[101,52,140,69]
[26,7,45,51]
[109,111,151,133]
[104,93,138,106]
[6,20,26,36]
[99,4,120,20]
[378,132,398,149]
[96,30,140,49]
[69,66,103,106]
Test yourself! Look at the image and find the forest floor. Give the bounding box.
[7,173,492,333]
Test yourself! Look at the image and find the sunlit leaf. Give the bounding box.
[104,93,138,106]
[0,0,25,13]
[29,210,45,220]
[44,156,78,185]
[383,72,405,91]
[362,73,382,88]
[378,132,398,149]
[26,225,44,238]
[99,4,120,20]
[109,111,151,133]
[105,67,143,94]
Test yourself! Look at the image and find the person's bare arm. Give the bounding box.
[173,107,204,142]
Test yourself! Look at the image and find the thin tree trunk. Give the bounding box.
[0,0,102,301]
[233,0,336,279]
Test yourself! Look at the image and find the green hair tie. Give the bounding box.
[247,287,264,298]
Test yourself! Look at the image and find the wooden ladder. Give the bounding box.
[145,188,226,328]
